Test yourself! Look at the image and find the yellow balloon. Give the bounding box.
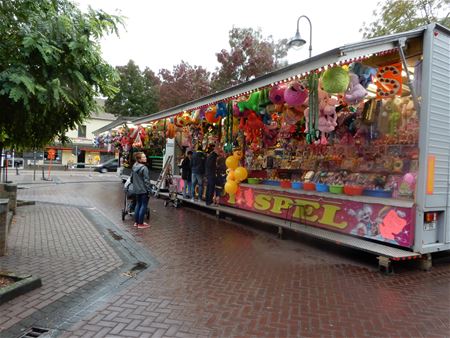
[225,180,238,195]
[227,170,235,181]
[234,167,248,182]
[226,155,239,170]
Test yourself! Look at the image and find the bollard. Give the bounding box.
[16,167,19,175]
[5,183,17,215]
[0,198,9,256]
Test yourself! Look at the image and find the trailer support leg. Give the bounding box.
[278,226,283,239]
[377,256,394,274]
[418,253,432,271]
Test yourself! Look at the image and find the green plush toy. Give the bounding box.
[237,91,261,112]
[321,67,350,94]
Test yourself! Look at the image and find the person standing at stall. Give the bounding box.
[132,152,151,229]
[191,146,206,201]
[214,148,227,206]
[205,144,218,206]
[179,150,193,198]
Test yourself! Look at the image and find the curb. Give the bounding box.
[0,273,42,305]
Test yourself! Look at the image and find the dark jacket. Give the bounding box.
[180,157,192,181]
[131,162,151,194]
[205,151,218,177]
[191,151,206,175]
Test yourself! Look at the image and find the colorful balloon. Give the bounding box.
[225,155,239,170]
[234,167,248,182]
[225,180,238,195]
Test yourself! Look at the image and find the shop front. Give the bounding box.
[130,23,450,261]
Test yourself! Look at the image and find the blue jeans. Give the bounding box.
[183,179,192,198]
[134,193,149,224]
[191,173,203,200]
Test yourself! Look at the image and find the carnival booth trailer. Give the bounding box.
[133,23,450,270]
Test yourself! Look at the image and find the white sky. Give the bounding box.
[75,0,380,73]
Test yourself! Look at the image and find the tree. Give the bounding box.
[158,61,211,110]
[0,0,123,154]
[211,27,288,92]
[361,0,450,38]
[105,60,160,117]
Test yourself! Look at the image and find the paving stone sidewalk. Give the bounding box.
[0,202,154,338]
[2,178,450,338]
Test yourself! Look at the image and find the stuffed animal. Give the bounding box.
[205,106,221,124]
[317,88,338,144]
[269,84,286,105]
[237,91,261,112]
[244,111,264,144]
[283,105,303,125]
[216,102,228,118]
[321,66,350,94]
[262,120,279,147]
[344,73,368,105]
[349,62,377,88]
[284,81,308,106]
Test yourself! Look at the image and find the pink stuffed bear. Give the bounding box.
[344,73,367,105]
[318,88,338,144]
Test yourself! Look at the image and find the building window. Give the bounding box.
[78,125,87,138]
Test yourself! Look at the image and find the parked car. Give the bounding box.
[94,158,119,173]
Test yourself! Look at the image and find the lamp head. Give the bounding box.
[288,31,306,50]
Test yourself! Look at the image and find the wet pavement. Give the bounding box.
[1,171,449,337]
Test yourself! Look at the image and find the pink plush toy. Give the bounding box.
[318,88,338,144]
[284,81,308,106]
[344,73,367,105]
[269,84,286,105]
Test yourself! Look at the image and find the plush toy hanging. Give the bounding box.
[205,105,221,124]
[344,73,368,105]
[174,112,192,128]
[322,66,350,94]
[191,110,201,124]
[284,81,309,106]
[244,111,264,144]
[166,122,176,139]
[269,84,286,105]
[216,102,228,118]
[237,91,261,112]
[349,62,377,88]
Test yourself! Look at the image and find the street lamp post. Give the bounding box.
[288,15,312,58]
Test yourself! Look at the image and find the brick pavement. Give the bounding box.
[0,204,124,332]
[61,204,450,338]
[2,176,450,337]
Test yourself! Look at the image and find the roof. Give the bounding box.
[90,111,116,121]
[133,23,448,125]
[92,116,140,135]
